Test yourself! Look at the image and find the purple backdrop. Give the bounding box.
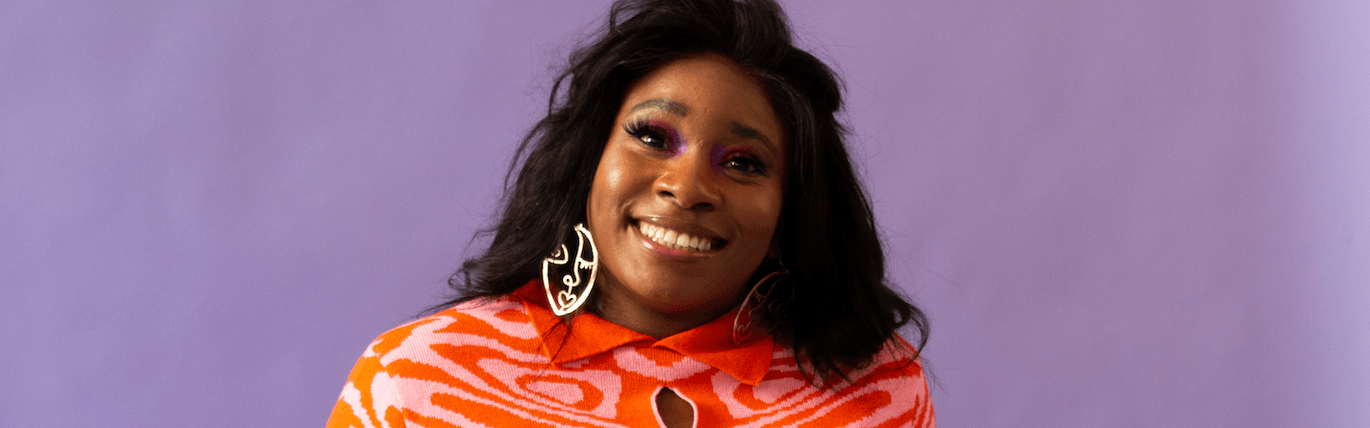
[3,0,1367,426]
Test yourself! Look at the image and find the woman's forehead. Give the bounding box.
[618,54,784,145]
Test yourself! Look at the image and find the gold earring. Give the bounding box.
[541,223,599,316]
[733,257,791,345]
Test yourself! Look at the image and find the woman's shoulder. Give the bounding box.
[811,332,929,390]
[328,294,553,427]
[873,332,929,379]
[360,294,544,363]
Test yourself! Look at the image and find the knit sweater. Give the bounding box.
[327,282,935,427]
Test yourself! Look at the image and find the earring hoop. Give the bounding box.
[541,223,599,316]
[733,258,791,345]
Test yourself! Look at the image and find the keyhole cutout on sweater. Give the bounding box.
[655,387,694,428]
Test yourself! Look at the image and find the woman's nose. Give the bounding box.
[653,154,721,211]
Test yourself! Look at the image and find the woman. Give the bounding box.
[327,0,933,426]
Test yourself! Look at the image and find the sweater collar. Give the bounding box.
[513,280,774,386]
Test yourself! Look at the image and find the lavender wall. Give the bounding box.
[3,1,1366,426]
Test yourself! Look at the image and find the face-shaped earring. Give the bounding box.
[733,254,791,345]
[542,223,600,316]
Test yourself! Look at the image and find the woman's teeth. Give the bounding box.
[639,222,714,251]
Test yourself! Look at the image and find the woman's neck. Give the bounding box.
[592,287,737,339]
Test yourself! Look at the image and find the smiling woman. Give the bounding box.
[589,53,788,339]
[327,0,934,427]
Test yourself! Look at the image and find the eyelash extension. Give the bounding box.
[622,118,677,152]
[621,117,650,136]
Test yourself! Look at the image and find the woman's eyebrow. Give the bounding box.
[731,122,776,150]
[629,98,688,116]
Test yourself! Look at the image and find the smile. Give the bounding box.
[637,222,721,252]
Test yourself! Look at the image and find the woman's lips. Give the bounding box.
[637,221,723,252]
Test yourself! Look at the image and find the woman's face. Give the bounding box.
[586,53,786,336]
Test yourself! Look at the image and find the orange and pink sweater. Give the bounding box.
[327,282,935,427]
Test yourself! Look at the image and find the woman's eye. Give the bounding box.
[623,121,670,150]
[722,154,770,175]
[637,132,667,149]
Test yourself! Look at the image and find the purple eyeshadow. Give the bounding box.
[645,119,685,157]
